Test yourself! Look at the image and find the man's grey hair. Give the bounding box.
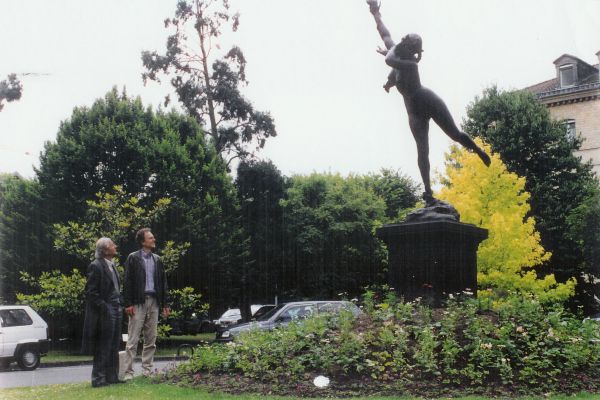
[95,237,113,259]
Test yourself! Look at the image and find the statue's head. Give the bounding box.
[398,34,423,60]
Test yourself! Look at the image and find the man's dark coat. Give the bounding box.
[81,258,123,355]
[122,250,168,309]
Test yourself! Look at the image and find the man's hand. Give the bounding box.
[366,0,380,14]
[125,306,135,316]
[161,307,171,318]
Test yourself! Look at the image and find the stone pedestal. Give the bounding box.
[377,221,488,305]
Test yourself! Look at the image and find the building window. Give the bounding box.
[559,64,576,87]
[565,119,576,140]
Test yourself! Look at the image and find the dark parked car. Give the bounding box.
[216,301,361,342]
[168,313,214,335]
[213,304,276,331]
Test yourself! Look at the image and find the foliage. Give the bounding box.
[280,173,387,298]
[165,286,210,333]
[16,269,86,318]
[437,139,575,305]
[463,86,597,285]
[16,269,87,339]
[34,88,244,310]
[142,0,276,164]
[568,187,600,279]
[172,289,600,395]
[235,159,287,304]
[363,168,420,222]
[53,185,187,267]
[568,187,600,306]
[0,73,22,111]
[0,174,52,301]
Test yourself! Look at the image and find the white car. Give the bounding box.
[0,305,49,370]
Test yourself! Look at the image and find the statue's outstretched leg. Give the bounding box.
[426,90,491,166]
[408,114,436,206]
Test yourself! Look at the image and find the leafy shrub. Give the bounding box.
[173,289,600,394]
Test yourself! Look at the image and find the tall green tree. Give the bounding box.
[0,73,22,111]
[364,168,420,222]
[235,159,288,304]
[463,87,597,286]
[35,88,245,310]
[280,173,387,299]
[142,0,276,165]
[0,174,52,301]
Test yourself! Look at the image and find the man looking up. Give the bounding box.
[81,237,123,387]
[122,228,170,379]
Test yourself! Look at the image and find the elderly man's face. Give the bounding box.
[105,240,117,258]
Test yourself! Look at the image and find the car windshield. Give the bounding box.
[220,309,240,319]
[256,304,285,321]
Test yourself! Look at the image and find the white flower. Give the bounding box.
[313,375,330,388]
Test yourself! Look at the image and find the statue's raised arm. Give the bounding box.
[366,0,395,54]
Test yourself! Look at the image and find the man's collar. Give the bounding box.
[141,249,153,258]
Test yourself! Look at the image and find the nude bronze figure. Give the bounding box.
[367,0,490,206]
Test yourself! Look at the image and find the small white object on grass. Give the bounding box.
[313,375,330,388]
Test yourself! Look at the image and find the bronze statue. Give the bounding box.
[367,0,490,206]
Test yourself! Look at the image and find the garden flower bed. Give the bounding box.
[158,291,600,397]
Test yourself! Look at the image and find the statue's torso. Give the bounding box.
[394,63,421,95]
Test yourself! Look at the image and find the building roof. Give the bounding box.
[524,52,599,105]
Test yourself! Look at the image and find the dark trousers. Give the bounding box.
[91,304,122,386]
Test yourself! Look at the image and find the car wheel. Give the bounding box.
[0,360,10,370]
[17,348,40,371]
[177,344,194,357]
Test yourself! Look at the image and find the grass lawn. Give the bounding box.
[2,380,600,400]
[42,333,213,364]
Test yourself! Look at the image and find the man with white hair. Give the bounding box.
[81,237,124,387]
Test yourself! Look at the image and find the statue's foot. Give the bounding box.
[477,149,491,166]
[423,191,436,207]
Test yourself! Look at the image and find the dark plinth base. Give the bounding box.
[377,221,488,305]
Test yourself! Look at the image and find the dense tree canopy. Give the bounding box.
[464,87,597,285]
[0,174,52,300]
[236,159,287,304]
[142,0,276,164]
[31,88,246,310]
[364,168,420,222]
[438,140,575,305]
[280,173,387,299]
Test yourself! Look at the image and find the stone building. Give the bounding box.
[525,51,600,176]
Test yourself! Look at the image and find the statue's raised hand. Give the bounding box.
[366,0,380,14]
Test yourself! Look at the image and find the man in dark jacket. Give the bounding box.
[122,228,170,379]
[81,237,124,387]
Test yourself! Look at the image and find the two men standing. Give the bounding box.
[82,228,169,387]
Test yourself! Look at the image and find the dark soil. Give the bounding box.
[158,370,600,398]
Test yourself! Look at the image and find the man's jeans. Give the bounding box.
[123,295,159,376]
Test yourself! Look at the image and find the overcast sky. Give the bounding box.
[1,0,599,187]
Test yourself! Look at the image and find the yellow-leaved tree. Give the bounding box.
[437,138,576,305]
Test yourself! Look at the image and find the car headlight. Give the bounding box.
[221,330,230,338]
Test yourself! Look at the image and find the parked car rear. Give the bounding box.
[216,301,361,342]
[0,305,49,370]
